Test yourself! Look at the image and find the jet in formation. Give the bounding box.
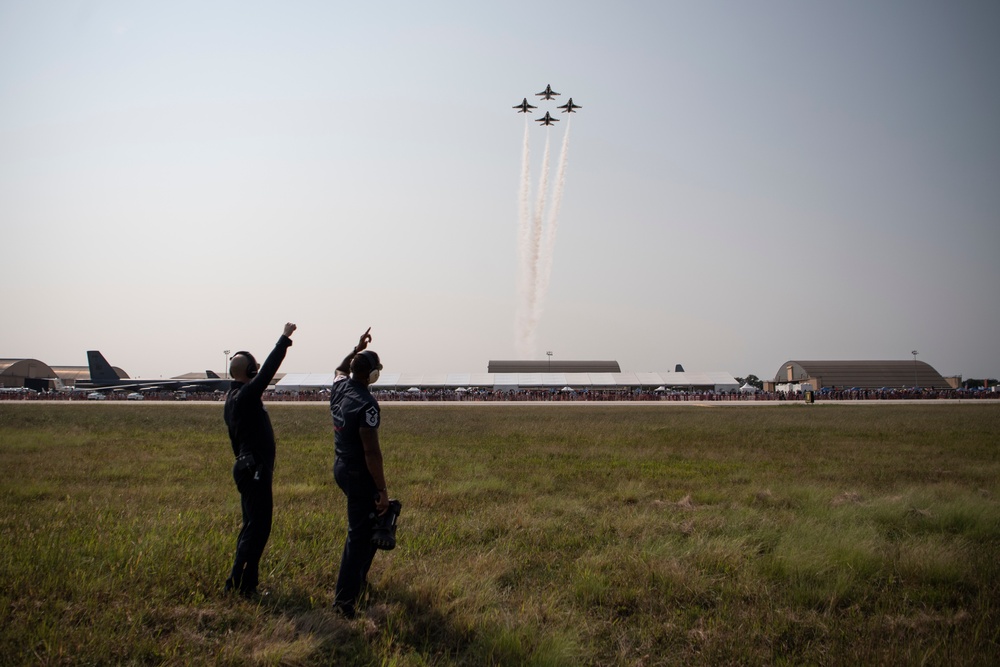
[513,98,537,113]
[557,98,582,113]
[535,84,560,100]
[73,351,233,393]
[535,111,559,126]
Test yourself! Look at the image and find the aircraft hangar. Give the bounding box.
[0,359,59,391]
[1,357,128,390]
[769,360,955,390]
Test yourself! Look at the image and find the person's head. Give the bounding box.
[229,351,258,382]
[351,350,382,386]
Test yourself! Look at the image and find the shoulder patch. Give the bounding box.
[365,405,380,428]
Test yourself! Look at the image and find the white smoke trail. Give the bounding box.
[515,117,532,357]
[519,129,552,358]
[533,116,571,325]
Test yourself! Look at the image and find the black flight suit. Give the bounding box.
[223,334,292,595]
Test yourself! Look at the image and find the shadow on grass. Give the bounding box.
[252,580,546,666]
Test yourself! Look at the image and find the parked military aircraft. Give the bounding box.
[535,111,559,126]
[557,98,582,113]
[535,84,560,100]
[73,351,232,393]
[513,98,537,113]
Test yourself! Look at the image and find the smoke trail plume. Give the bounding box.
[514,110,572,359]
[515,117,532,356]
[519,130,552,356]
[533,116,571,325]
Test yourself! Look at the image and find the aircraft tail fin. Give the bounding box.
[206,370,221,378]
[87,351,121,382]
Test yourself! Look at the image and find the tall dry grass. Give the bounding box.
[1,403,998,665]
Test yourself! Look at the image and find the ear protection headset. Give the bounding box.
[352,350,382,375]
[232,351,258,378]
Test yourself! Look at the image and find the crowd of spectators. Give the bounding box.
[0,389,225,401]
[2,386,997,402]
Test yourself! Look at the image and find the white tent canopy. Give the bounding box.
[276,370,740,392]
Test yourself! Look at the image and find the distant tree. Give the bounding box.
[735,374,764,389]
[963,378,998,390]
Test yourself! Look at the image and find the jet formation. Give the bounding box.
[514,84,582,127]
[514,84,580,358]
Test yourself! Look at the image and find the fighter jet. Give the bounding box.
[513,98,537,113]
[557,98,582,113]
[535,84,560,100]
[535,111,559,126]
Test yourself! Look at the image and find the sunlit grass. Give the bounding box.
[1,403,998,665]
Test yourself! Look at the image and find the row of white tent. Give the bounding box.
[275,371,741,392]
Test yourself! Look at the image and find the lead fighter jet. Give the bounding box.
[513,98,537,113]
[557,98,582,113]
[535,84,560,100]
[535,111,559,126]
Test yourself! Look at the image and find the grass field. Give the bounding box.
[1,403,998,666]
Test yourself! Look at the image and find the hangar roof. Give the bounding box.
[775,360,949,389]
[488,360,622,373]
[0,358,58,379]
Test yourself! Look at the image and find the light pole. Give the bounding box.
[224,350,230,379]
[546,351,553,371]
[911,350,919,389]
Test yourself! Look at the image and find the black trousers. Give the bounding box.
[227,466,273,594]
[333,458,379,612]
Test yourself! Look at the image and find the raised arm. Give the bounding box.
[246,322,296,394]
[335,327,372,377]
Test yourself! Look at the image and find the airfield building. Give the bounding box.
[768,360,952,391]
[0,359,60,391]
[488,360,621,373]
[1,357,202,390]
[277,358,739,393]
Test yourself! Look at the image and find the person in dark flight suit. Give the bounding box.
[329,327,389,618]
[223,322,296,598]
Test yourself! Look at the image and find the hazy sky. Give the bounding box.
[2,1,998,381]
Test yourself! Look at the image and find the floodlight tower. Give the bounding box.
[911,350,919,389]
[547,351,553,371]
[224,349,231,380]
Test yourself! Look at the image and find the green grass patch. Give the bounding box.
[1,403,999,665]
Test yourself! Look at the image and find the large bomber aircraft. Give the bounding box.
[73,351,232,393]
[535,84,560,100]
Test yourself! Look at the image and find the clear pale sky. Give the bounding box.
[2,1,998,381]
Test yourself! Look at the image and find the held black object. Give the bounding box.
[232,453,258,492]
[370,499,402,550]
